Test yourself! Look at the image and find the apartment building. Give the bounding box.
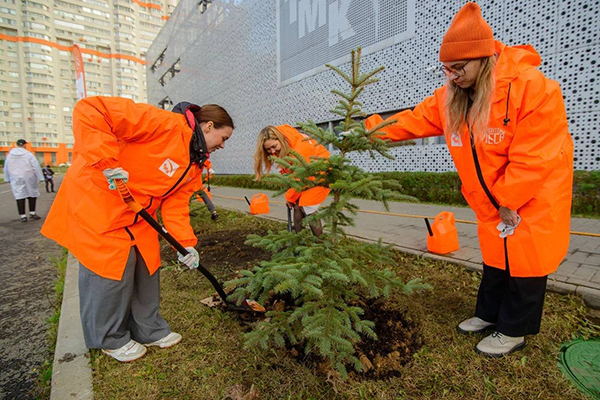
[0,0,177,166]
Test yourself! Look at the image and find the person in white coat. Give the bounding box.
[4,139,44,222]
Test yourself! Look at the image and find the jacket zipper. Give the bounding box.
[469,131,500,210]
[162,162,193,198]
[468,130,509,269]
[126,164,190,240]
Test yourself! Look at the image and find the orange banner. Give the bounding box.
[132,0,162,10]
[0,34,146,65]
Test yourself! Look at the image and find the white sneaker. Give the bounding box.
[476,331,525,356]
[102,340,147,362]
[143,332,182,348]
[457,316,496,333]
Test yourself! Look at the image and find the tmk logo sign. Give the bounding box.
[283,0,367,46]
[277,0,415,85]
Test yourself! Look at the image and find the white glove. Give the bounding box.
[208,168,215,175]
[102,167,129,190]
[496,215,522,238]
[178,246,199,269]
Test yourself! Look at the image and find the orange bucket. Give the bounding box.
[425,211,460,254]
[248,193,269,215]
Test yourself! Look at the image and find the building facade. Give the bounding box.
[0,0,177,165]
[147,0,599,174]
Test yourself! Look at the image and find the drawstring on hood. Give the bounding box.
[493,41,541,128]
[503,82,512,126]
[171,102,209,166]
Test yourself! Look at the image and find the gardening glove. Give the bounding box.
[102,167,129,190]
[496,215,521,239]
[178,246,199,269]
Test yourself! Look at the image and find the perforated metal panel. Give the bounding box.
[148,0,600,174]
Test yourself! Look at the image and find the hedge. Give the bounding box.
[210,171,599,217]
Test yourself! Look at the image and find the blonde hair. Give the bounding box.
[253,126,290,181]
[445,56,496,143]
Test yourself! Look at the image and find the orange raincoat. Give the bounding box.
[41,97,203,280]
[366,41,573,277]
[276,124,331,207]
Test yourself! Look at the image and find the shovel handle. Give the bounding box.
[114,179,186,254]
[114,179,264,312]
[115,179,143,213]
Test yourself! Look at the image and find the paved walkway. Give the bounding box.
[210,186,600,308]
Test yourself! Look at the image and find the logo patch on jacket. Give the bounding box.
[450,132,462,147]
[484,128,505,145]
[159,158,179,177]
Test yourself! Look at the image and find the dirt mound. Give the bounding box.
[354,297,422,379]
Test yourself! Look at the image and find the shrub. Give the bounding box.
[212,170,599,217]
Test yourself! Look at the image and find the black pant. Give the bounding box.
[17,197,37,215]
[45,178,54,192]
[475,263,547,337]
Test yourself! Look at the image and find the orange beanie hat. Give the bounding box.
[439,2,494,62]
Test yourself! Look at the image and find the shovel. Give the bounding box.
[114,179,265,313]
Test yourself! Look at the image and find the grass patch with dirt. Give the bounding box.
[36,248,68,398]
[90,204,599,399]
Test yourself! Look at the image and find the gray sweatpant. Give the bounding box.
[198,189,216,213]
[78,246,171,349]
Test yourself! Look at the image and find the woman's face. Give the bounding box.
[201,121,233,153]
[263,139,282,157]
[442,58,482,89]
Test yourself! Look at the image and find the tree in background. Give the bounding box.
[229,48,429,377]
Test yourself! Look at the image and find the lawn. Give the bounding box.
[91,203,599,399]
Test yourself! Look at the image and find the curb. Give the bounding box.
[231,207,600,310]
[50,253,93,400]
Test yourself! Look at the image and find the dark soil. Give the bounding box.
[161,227,272,280]
[195,229,272,277]
[183,221,423,380]
[353,297,423,379]
[0,180,64,399]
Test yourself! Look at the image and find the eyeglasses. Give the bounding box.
[439,60,471,77]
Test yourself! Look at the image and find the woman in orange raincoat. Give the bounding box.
[254,124,330,236]
[365,3,573,356]
[41,97,234,362]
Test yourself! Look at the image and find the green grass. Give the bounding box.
[90,205,599,399]
[36,248,68,399]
